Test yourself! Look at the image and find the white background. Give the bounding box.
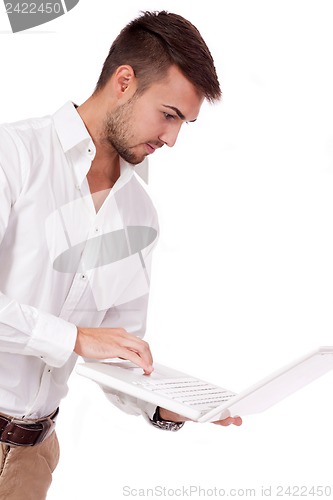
[1,1,333,498]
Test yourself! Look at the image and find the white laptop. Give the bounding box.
[76,346,333,422]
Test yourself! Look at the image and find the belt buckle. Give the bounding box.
[1,417,51,447]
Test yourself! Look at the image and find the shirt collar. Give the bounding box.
[52,101,149,184]
[53,101,91,153]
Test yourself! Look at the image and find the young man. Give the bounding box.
[0,11,241,500]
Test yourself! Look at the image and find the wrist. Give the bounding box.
[158,407,187,423]
[74,327,83,355]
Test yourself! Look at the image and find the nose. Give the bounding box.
[159,123,183,148]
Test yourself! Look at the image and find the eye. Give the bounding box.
[163,112,176,121]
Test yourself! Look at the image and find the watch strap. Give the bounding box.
[150,406,185,432]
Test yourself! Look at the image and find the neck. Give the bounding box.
[76,95,120,189]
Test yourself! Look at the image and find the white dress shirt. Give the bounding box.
[0,101,158,420]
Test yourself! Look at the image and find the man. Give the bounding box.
[0,10,241,500]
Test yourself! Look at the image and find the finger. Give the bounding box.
[213,416,242,426]
[119,334,152,357]
[131,342,153,367]
[213,417,233,426]
[233,416,242,426]
[100,332,153,373]
[116,347,154,375]
[121,337,153,368]
[130,352,154,375]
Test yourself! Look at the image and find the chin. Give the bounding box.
[124,154,147,166]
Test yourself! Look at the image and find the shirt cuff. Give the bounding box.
[103,387,156,417]
[103,388,185,431]
[140,400,159,422]
[26,308,77,367]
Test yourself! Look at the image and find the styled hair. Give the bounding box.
[95,11,221,102]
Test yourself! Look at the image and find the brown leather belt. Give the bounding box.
[0,408,59,447]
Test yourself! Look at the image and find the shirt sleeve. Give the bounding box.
[0,126,78,368]
[0,294,78,367]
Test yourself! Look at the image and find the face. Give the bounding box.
[103,65,204,165]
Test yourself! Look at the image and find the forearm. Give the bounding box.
[158,407,188,422]
[158,407,242,427]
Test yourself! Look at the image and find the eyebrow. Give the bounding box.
[162,105,197,123]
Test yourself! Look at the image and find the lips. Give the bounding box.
[145,143,156,155]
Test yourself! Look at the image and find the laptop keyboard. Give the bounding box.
[134,377,236,410]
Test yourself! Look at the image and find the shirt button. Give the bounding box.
[87,148,94,155]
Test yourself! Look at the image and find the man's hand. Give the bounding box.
[212,416,242,426]
[74,327,153,374]
[159,408,242,427]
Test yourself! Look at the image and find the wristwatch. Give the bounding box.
[150,406,185,432]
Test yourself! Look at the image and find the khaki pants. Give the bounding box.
[0,431,60,500]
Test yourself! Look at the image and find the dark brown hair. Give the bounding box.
[94,11,221,102]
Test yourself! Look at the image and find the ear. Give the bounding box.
[113,65,137,99]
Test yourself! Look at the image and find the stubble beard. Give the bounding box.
[104,99,144,166]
